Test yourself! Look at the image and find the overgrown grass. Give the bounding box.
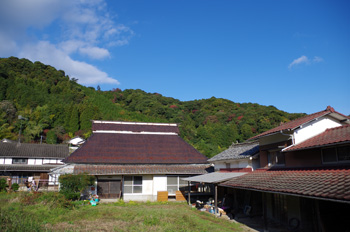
[0,192,243,232]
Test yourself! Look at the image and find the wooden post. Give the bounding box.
[215,184,218,216]
[188,181,191,206]
[315,199,324,232]
[262,192,268,232]
[234,189,238,208]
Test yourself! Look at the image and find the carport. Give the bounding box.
[182,172,247,215]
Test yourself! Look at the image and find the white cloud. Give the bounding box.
[0,0,133,85]
[313,56,324,63]
[19,41,119,85]
[288,55,324,69]
[79,46,110,59]
[288,55,309,69]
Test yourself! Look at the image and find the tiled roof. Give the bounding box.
[208,141,259,162]
[283,125,350,152]
[220,167,350,202]
[0,164,62,172]
[92,121,180,134]
[65,133,207,164]
[249,106,349,140]
[74,164,211,175]
[0,143,69,158]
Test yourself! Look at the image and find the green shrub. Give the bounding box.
[59,173,95,201]
[35,192,73,209]
[11,183,19,192]
[0,178,8,192]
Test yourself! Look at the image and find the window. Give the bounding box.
[167,176,189,194]
[124,176,142,194]
[268,150,285,166]
[12,158,28,164]
[49,174,59,185]
[322,145,350,163]
[225,163,231,169]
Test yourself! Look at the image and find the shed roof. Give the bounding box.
[283,125,350,152]
[249,106,350,140]
[220,167,350,202]
[0,143,69,159]
[208,141,259,162]
[182,172,247,184]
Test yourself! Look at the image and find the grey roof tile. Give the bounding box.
[0,143,69,158]
[208,141,259,162]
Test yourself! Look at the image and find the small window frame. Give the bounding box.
[123,176,143,194]
[12,158,28,164]
[322,145,350,164]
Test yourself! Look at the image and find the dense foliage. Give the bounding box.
[0,57,305,157]
[59,173,96,200]
[0,178,8,192]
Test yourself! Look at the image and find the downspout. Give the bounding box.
[280,130,295,152]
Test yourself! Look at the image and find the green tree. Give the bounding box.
[46,130,57,144]
[68,107,79,133]
[240,124,253,140]
[59,173,95,200]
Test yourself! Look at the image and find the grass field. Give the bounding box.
[0,192,244,232]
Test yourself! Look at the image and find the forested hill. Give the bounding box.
[0,57,305,157]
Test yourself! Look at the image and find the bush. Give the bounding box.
[11,183,19,192]
[0,178,8,192]
[59,173,95,201]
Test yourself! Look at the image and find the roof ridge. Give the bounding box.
[249,106,346,140]
[92,120,178,126]
[325,124,350,132]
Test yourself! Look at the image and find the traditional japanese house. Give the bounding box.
[220,106,350,231]
[0,141,69,190]
[62,120,210,201]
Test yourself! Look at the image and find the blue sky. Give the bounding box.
[0,0,349,115]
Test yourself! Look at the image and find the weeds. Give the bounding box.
[0,207,43,232]
[0,192,243,232]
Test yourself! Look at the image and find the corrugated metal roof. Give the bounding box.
[0,143,69,158]
[182,172,247,183]
[208,141,259,162]
[73,164,211,175]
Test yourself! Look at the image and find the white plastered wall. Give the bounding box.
[214,159,252,171]
[294,116,341,145]
[123,175,156,201]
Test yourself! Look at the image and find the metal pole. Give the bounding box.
[18,120,22,143]
[215,184,218,216]
[188,181,191,206]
